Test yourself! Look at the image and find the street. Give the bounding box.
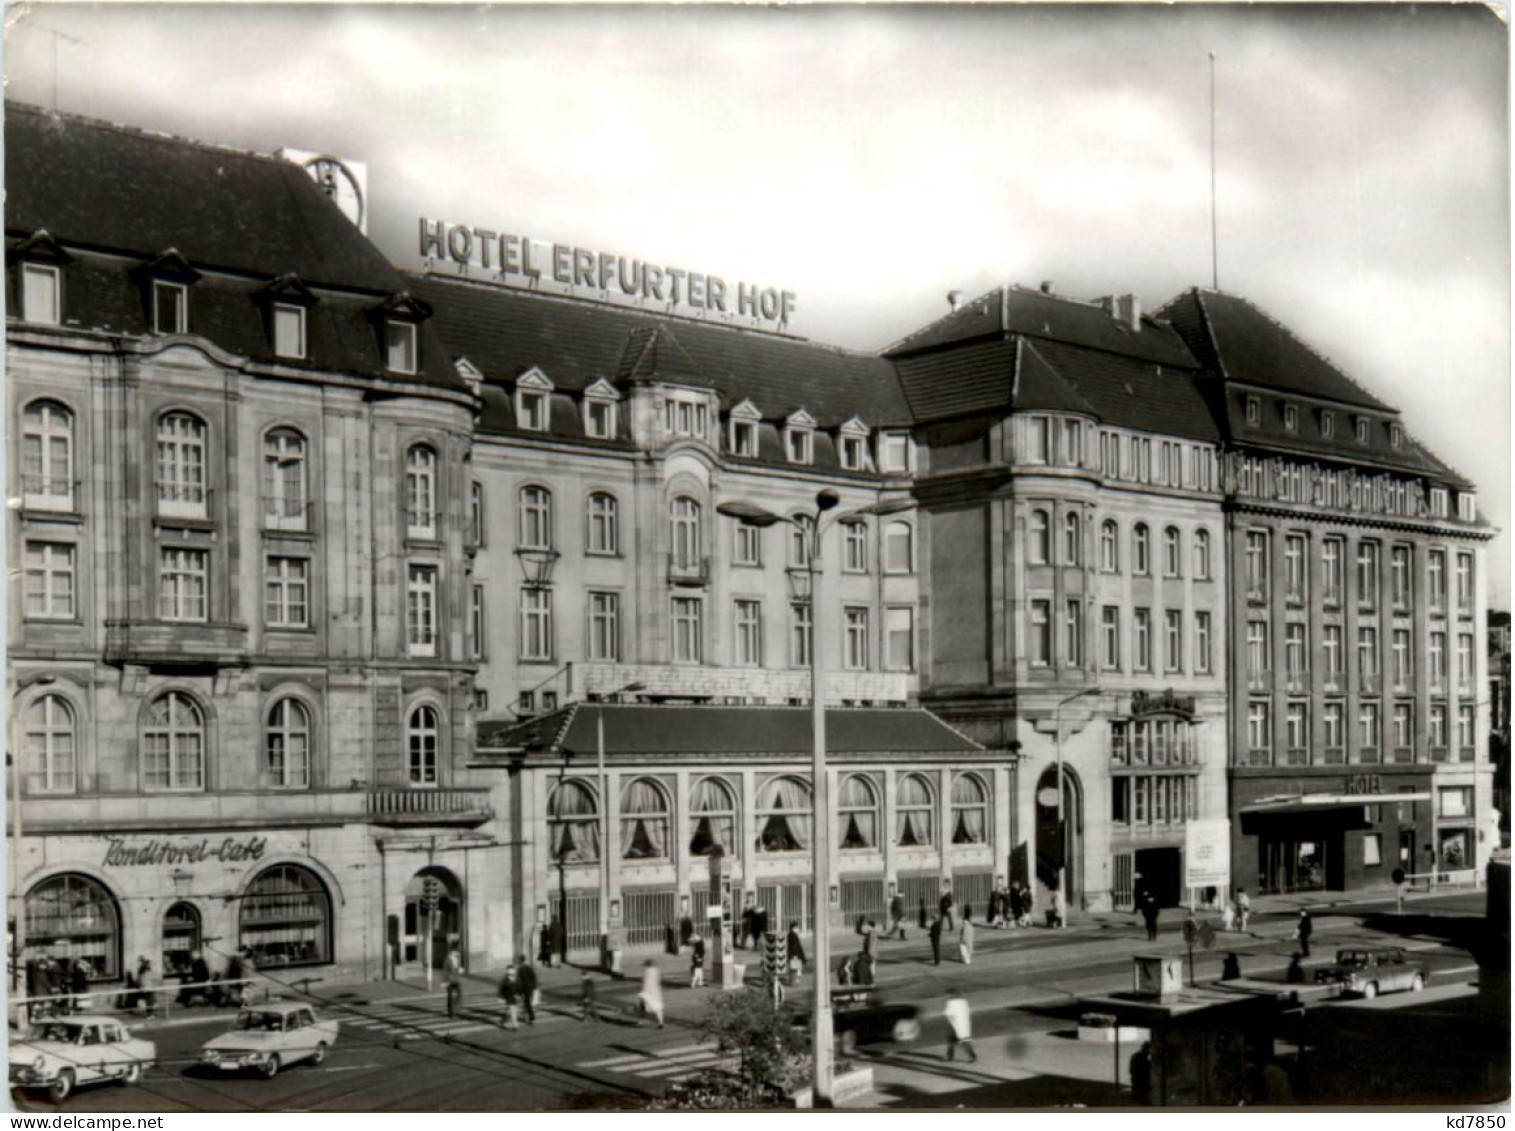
[11,890,1495,1111]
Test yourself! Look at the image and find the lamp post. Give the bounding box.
[597,681,645,969]
[1053,685,1102,929]
[719,489,913,1107]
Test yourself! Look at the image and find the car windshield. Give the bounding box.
[237,1011,283,1032]
[39,1023,82,1044]
[1337,952,1369,967]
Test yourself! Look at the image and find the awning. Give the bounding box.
[1241,791,1431,815]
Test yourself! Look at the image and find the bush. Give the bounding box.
[698,987,810,1094]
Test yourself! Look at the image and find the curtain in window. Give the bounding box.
[896,774,934,845]
[690,778,735,855]
[760,778,811,851]
[621,778,669,859]
[551,782,600,863]
[951,774,988,844]
[838,776,877,848]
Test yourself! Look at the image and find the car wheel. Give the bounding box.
[892,1018,921,1043]
[839,1029,857,1056]
[259,1055,281,1080]
[50,1070,75,1102]
[122,1062,143,1086]
[1361,982,1378,1001]
[1410,974,1424,993]
[311,1042,328,1066]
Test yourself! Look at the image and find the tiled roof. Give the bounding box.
[1014,341,1099,416]
[893,339,1017,421]
[476,704,986,756]
[409,273,913,429]
[1030,340,1220,443]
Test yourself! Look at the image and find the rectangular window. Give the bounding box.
[1164,609,1182,673]
[840,434,868,471]
[790,602,813,668]
[1101,606,1121,670]
[1246,530,1269,599]
[1285,534,1307,603]
[1359,701,1381,754]
[469,482,485,547]
[1392,629,1413,686]
[1066,600,1084,666]
[672,596,703,663]
[1247,701,1271,752]
[884,522,913,573]
[1063,419,1082,465]
[731,418,758,457]
[885,606,915,671]
[1458,492,1477,522]
[1322,538,1344,605]
[159,547,208,622]
[1194,611,1212,675]
[1323,625,1343,678]
[1391,545,1412,608]
[1429,549,1447,609]
[1100,430,1120,477]
[153,280,187,334]
[1458,704,1476,754]
[1323,702,1344,753]
[1028,417,1050,463]
[665,398,709,439]
[844,607,870,670]
[1430,632,1447,685]
[1247,620,1270,676]
[588,591,621,661]
[265,556,310,628]
[469,584,486,660]
[786,428,813,464]
[1393,702,1414,751]
[518,389,549,432]
[1285,622,1307,678]
[1358,626,1379,678]
[1456,552,1474,614]
[1439,786,1472,818]
[1458,633,1475,688]
[1357,541,1380,607]
[1285,702,1308,756]
[1029,600,1052,666]
[24,541,75,619]
[21,262,61,325]
[406,565,438,656]
[1429,703,1448,753]
[520,586,554,661]
[1363,834,1382,868]
[386,321,417,374]
[734,523,762,566]
[735,599,763,667]
[585,399,616,440]
[273,303,306,359]
[880,432,912,474]
[843,522,868,572]
[1133,608,1152,672]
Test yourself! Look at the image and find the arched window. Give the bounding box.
[262,428,308,530]
[884,521,914,573]
[621,778,671,860]
[406,444,437,537]
[266,698,311,789]
[838,774,879,849]
[27,873,121,980]
[1063,512,1081,565]
[1029,509,1050,564]
[670,496,702,571]
[156,411,207,518]
[407,705,439,787]
[951,773,989,844]
[518,485,553,550]
[1100,519,1120,573]
[161,902,202,978]
[239,864,332,968]
[21,400,75,509]
[756,776,812,853]
[896,773,935,846]
[548,779,600,863]
[143,691,204,792]
[788,514,815,568]
[1163,526,1183,578]
[1194,528,1212,580]
[24,693,75,795]
[689,777,737,856]
[1133,523,1150,576]
[587,492,619,555]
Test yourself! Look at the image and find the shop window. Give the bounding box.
[161,902,202,979]
[689,777,737,857]
[838,775,879,850]
[238,864,332,968]
[757,776,812,853]
[621,778,671,860]
[548,779,600,863]
[26,873,121,981]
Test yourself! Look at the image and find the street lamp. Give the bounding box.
[1053,685,1102,929]
[596,681,645,970]
[718,488,913,1107]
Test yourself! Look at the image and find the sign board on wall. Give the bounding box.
[1184,818,1231,891]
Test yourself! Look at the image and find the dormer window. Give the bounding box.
[1389,423,1403,449]
[1354,416,1370,444]
[1429,487,1449,518]
[582,379,619,440]
[273,303,306,360]
[880,431,912,475]
[513,368,554,432]
[731,419,757,456]
[21,263,61,326]
[386,321,417,374]
[785,410,816,465]
[1283,404,1298,432]
[1458,491,1477,522]
[1320,410,1335,439]
[153,280,188,335]
[664,393,710,441]
[838,417,873,472]
[1244,396,1260,426]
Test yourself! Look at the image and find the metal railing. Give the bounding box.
[667,553,710,586]
[365,788,492,818]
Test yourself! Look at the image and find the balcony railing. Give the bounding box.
[1390,746,1415,764]
[1282,748,1309,766]
[155,483,213,521]
[668,553,711,587]
[1243,748,1273,767]
[1321,746,1346,765]
[262,496,311,532]
[21,475,78,512]
[366,787,493,826]
[1358,746,1381,764]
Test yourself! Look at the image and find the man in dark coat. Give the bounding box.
[752,906,769,947]
[1130,1042,1152,1105]
[739,906,755,950]
[516,955,538,1024]
[549,917,567,967]
[888,893,906,940]
[1296,909,1313,957]
[1141,893,1160,942]
[785,921,806,981]
[938,890,955,932]
[928,915,944,966]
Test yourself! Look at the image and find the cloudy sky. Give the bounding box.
[9,2,1509,599]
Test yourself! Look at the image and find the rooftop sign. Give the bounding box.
[419,218,796,327]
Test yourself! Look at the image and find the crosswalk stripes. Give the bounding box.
[337,992,573,1041]
[576,1041,736,1082]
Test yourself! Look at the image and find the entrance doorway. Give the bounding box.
[1259,830,1344,893]
[1034,766,1082,907]
[1133,847,1183,908]
[402,866,462,969]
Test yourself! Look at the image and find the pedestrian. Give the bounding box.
[998,886,1013,929]
[1021,886,1035,928]
[1141,893,1159,942]
[943,989,978,1062]
[958,908,975,965]
[888,892,907,940]
[928,914,944,966]
[1221,952,1241,981]
[135,957,157,1017]
[443,945,464,1017]
[498,967,520,1030]
[549,916,567,967]
[1285,953,1305,984]
[739,906,755,950]
[1049,887,1064,929]
[516,955,539,1024]
[1129,1041,1152,1105]
[578,969,600,1022]
[638,959,664,1028]
[1221,898,1236,933]
[1295,909,1313,957]
[917,898,929,930]
[752,905,769,948]
[861,919,877,960]
[239,949,260,1007]
[1236,888,1251,932]
[939,889,955,932]
[785,921,806,982]
[836,955,854,986]
[855,949,874,985]
[689,932,706,988]
[185,951,211,1007]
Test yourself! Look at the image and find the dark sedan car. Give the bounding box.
[801,987,921,1053]
[1313,946,1429,999]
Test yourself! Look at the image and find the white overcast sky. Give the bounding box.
[8,2,1510,602]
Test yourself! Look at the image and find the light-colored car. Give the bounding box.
[1314,946,1429,999]
[198,1002,339,1078]
[9,1016,157,1101]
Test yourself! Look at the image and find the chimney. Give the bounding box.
[947,290,964,313]
[1116,293,1142,331]
[1040,280,1055,294]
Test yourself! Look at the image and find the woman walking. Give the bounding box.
[638,959,665,1028]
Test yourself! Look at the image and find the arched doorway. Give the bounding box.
[402,866,463,970]
[161,902,202,978]
[1034,766,1083,909]
[26,873,121,981]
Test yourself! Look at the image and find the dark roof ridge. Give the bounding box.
[1015,338,1101,417]
[407,269,884,360]
[880,284,1005,354]
[1012,325,1206,375]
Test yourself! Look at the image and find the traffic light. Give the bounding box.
[762,931,783,984]
[421,877,443,916]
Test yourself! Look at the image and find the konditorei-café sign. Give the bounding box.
[101,835,269,869]
[419,218,797,326]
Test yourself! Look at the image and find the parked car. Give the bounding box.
[198,1002,339,1078]
[800,987,921,1054]
[1313,946,1429,999]
[9,1016,156,1101]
